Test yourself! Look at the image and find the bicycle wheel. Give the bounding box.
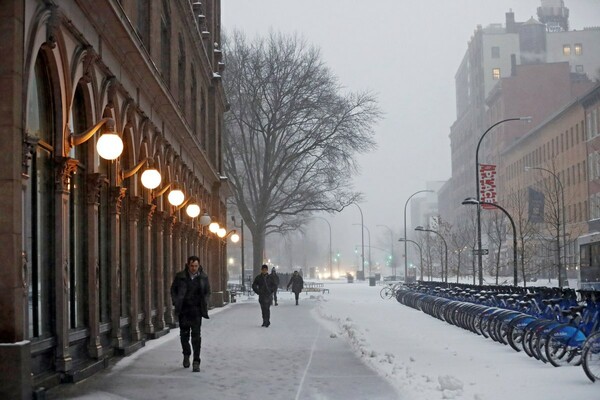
[380,286,393,299]
[582,331,600,382]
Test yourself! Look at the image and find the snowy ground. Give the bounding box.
[307,279,597,400]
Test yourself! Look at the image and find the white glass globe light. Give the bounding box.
[230,233,240,243]
[140,168,161,189]
[186,204,200,218]
[199,213,211,226]
[96,133,124,160]
[167,189,185,206]
[208,222,219,233]
[217,228,226,238]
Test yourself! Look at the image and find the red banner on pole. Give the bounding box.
[479,164,497,209]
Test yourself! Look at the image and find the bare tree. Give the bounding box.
[223,31,381,275]
[449,222,472,284]
[484,209,508,285]
[505,188,538,287]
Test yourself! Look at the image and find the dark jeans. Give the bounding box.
[293,291,300,304]
[259,296,272,324]
[273,288,278,304]
[179,314,202,362]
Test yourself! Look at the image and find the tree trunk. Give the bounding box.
[251,228,266,278]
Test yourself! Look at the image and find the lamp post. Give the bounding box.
[398,238,423,281]
[353,223,372,278]
[415,226,448,283]
[314,216,333,279]
[232,216,246,291]
[404,190,434,281]
[462,198,518,287]
[353,203,365,280]
[525,166,566,289]
[377,224,394,279]
[475,117,531,285]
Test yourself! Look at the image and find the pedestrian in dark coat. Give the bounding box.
[170,256,211,372]
[252,264,277,327]
[287,270,304,305]
[270,267,280,306]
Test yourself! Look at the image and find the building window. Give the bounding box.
[161,0,171,85]
[178,34,186,110]
[563,45,571,56]
[137,0,150,49]
[191,68,197,136]
[26,54,55,339]
[492,68,500,80]
[575,43,583,55]
[491,46,500,58]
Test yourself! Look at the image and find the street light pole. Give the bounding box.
[475,117,531,285]
[415,226,448,284]
[353,223,372,278]
[232,216,246,291]
[353,203,365,280]
[525,166,566,289]
[377,224,394,278]
[462,198,518,287]
[314,216,333,279]
[398,238,423,281]
[404,190,434,281]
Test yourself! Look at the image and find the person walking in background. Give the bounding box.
[287,270,304,305]
[170,256,211,372]
[270,267,280,306]
[252,264,277,327]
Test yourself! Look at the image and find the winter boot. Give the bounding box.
[183,355,190,368]
[192,360,200,372]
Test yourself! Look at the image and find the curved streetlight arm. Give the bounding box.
[415,226,448,284]
[70,117,116,147]
[122,157,154,180]
[475,116,531,285]
[404,190,434,280]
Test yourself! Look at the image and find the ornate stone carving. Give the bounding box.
[86,173,106,205]
[54,157,79,192]
[22,134,39,179]
[142,204,157,227]
[81,47,98,84]
[128,196,144,222]
[109,187,127,214]
[45,3,60,49]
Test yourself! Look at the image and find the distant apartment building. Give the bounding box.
[442,1,600,229]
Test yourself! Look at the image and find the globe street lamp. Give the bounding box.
[377,224,395,279]
[404,190,434,281]
[398,238,423,282]
[475,117,531,285]
[415,225,448,284]
[462,198,518,287]
[524,166,566,289]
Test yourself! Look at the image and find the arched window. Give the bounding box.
[178,34,186,111]
[68,84,89,329]
[191,68,197,136]
[160,0,171,85]
[25,53,55,339]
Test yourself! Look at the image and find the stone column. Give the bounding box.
[141,203,156,336]
[109,187,126,349]
[54,156,78,372]
[85,173,105,358]
[127,196,143,342]
[163,215,176,327]
[152,211,166,333]
[172,221,183,285]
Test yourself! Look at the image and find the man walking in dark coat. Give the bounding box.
[252,264,276,327]
[287,270,304,305]
[170,256,211,372]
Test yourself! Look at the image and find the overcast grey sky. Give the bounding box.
[222,0,600,274]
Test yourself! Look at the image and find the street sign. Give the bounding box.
[472,249,489,255]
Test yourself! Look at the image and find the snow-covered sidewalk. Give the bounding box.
[315,280,597,400]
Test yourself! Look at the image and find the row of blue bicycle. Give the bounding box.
[394,281,600,382]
